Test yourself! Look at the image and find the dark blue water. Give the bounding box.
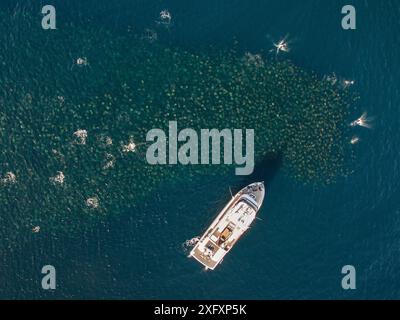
[1,0,399,299]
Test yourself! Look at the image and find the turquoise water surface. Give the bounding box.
[0,0,399,299]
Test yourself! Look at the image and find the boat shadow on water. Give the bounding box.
[236,152,283,189]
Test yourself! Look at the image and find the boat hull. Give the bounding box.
[189,182,265,270]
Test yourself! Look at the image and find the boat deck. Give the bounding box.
[191,243,221,270]
[189,182,265,270]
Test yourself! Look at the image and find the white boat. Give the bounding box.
[189,182,265,270]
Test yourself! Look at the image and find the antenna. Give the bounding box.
[229,186,234,199]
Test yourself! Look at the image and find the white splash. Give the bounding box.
[1,171,16,184]
[86,196,99,209]
[184,236,200,247]
[73,129,88,145]
[343,79,355,88]
[50,171,65,185]
[272,35,290,55]
[76,57,89,66]
[157,9,172,26]
[350,112,374,129]
[122,138,136,153]
[182,236,200,255]
[350,136,360,145]
[32,226,40,233]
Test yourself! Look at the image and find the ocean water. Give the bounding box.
[0,0,399,299]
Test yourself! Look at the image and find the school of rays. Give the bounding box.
[0,8,360,233]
